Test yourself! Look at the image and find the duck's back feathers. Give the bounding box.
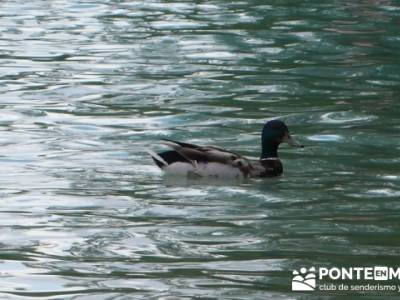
[150,138,256,178]
[161,138,243,165]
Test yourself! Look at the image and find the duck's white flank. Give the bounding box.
[164,162,244,179]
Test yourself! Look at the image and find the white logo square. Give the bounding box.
[374,267,388,281]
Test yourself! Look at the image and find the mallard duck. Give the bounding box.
[149,120,303,179]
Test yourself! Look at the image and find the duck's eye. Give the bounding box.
[230,155,236,160]
[237,161,243,167]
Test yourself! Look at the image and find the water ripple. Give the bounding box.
[1,0,400,298]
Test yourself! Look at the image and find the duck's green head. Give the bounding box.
[261,120,303,159]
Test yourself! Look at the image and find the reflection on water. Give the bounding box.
[1,0,400,298]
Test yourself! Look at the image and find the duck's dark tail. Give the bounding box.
[148,150,168,168]
[148,150,190,169]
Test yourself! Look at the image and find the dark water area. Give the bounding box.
[1,0,400,299]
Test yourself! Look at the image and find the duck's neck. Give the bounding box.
[261,128,281,159]
[261,142,279,159]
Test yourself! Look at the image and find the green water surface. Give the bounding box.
[1,0,400,299]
